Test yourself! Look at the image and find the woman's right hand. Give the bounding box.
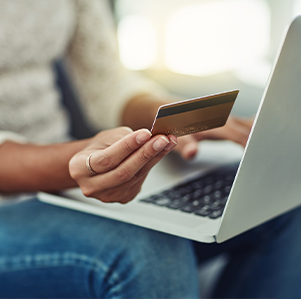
[69,127,177,204]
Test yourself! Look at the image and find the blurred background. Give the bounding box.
[108,0,301,117]
[104,2,301,295]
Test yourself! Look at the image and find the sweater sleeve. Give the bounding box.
[0,131,27,146]
[65,0,168,130]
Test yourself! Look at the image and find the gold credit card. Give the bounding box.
[151,90,239,137]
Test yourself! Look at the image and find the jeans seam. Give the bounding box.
[0,251,120,284]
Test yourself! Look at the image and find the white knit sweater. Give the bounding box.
[0,0,167,200]
[0,0,165,145]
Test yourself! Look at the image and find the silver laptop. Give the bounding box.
[39,16,301,243]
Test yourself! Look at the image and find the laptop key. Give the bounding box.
[153,197,173,206]
[203,185,213,194]
[192,190,203,199]
[214,180,224,190]
[139,162,238,219]
[165,190,181,199]
[192,181,204,189]
[224,185,232,194]
[176,186,192,195]
[194,205,212,217]
[208,201,225,211]
[219,196,228,205]
[140,195,160,203]
[209,209,223,219]
[167,195,192,209]
[201,195,214,204]
[180,200,205,213]
[205,176,215,184]
[212,190,222,199]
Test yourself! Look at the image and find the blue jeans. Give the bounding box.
[0,199,301,298]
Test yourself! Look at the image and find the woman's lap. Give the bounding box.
[2,198,301,298]
[0,198,199,298]
[193,205,301,298]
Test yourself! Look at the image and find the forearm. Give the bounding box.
[0,139,90,194]
[121,93,168,130]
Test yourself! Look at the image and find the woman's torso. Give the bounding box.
[0,0,75,143]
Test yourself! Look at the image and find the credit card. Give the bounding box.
[151,90,239,137]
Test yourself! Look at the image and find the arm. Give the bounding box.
[0,128,177,204]
[0,0,174,200]
[0,139,89,194]
[65,0,169,131]
[65,0,253,162]
[121,94,254,160]
[121,93,166,131]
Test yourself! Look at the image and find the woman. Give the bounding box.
[1,1,300,298]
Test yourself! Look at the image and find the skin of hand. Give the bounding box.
[0,95,250,202]
[121,93,254,160]
[175,116,254,160]
[69,127,177,204]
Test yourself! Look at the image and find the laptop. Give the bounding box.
[39,15,301,243]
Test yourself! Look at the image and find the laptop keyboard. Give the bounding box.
[140,162,239,219]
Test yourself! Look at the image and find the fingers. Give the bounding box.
[89,128,152,174]
[88,135,175,189]
[219,117,254,146]
[100,136,178,204]
[101,135,178,204]
[172,116,255,161]
[79,135,178,202]
[96,181,144,205]
[212,126,248,146]
[73,115,254,203]
[196,127,248,147]
[70,125,178,204]
[125,135,178,187]
[192,116,254,147]
[174,135,199,160]
[230,116,254,129]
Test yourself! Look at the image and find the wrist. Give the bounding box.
[0,138,91,194]
[121,93,166,130]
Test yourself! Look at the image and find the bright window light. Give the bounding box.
[165,0,271,76]
[117,15,157,70]
[234,60,272,87]
[293,0,301,17]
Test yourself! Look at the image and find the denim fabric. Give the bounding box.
[0,199,199,298]
[194,205,301,298]
[1,199,301,298]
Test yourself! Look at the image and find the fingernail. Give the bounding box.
[165,136,178,151]
[153,136,169,151]
[136,129,152,144]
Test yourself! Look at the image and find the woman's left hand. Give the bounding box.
[174,116,254,160]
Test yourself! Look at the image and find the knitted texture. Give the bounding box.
[0,0,74,144]
[0,0,166,145]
